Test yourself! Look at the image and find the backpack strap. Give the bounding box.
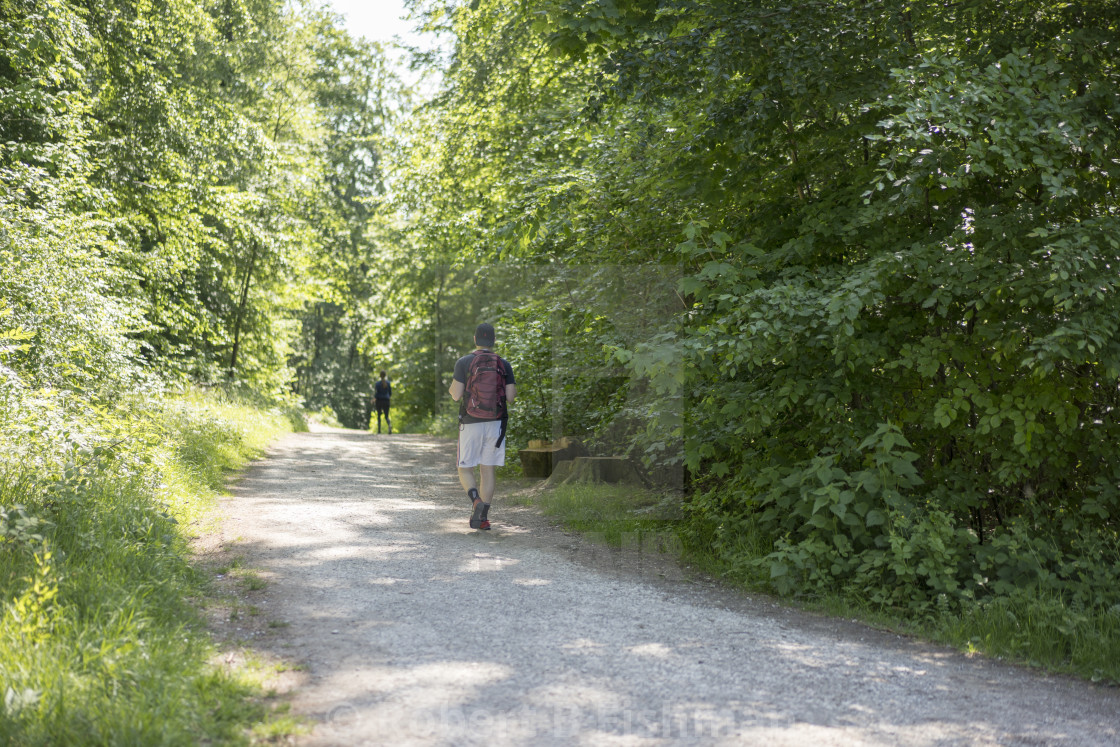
[495,355,508,446]
[496,411,507,448]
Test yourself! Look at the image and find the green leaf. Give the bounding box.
[865,510,886,528]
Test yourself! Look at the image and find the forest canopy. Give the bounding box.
[2,0,406,427]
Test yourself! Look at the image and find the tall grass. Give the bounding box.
[0,387,300,744]
[934,591,1120,683]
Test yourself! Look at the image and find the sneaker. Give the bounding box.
[469,499,484,529]
[479,519,491,530]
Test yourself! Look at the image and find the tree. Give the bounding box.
[392,0,1120,613]
[287,16,408,428]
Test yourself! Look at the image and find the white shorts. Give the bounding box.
[457,420,506,468]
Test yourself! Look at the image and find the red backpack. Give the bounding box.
[464,351,507,420]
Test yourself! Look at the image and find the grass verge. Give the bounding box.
[0,386,305,744]
[516,482,680,547]
[514,479,1120,685]
[682,515,1120,685]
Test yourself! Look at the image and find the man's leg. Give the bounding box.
[459,466,486,528]
[458,426,480,500]
[478,464,497,502]
[477,464,496,528]
[458,466,478,495]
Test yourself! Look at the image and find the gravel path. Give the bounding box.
[210,426,1120,746]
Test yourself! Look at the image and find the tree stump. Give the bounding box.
[543,456,645,486]
[517,437,589,478]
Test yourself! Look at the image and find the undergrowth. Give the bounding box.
[680,509,1120,685]
[0,384,303,744]
[519,478,1120,686]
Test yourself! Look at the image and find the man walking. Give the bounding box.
[449,323,516,530]
[372,370,392,434]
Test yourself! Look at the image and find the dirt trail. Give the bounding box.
[201,426,1120,746]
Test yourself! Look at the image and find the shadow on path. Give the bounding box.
[204,428,1120,746]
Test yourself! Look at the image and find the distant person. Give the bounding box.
[449,323,515,530]
[372,370,392,434]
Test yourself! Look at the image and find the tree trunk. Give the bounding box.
[228,241,259,380]
[433,269,446,417]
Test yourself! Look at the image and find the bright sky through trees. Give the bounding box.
[323,0,416,45]
[323,0,436,92]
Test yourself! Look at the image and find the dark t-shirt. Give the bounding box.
[453,349,515,424]
[374,379,391,400]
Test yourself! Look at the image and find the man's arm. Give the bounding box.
[450,355,467,401]
[504,360,516,403]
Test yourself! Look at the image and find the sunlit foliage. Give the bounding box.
[393,0,1120,644]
